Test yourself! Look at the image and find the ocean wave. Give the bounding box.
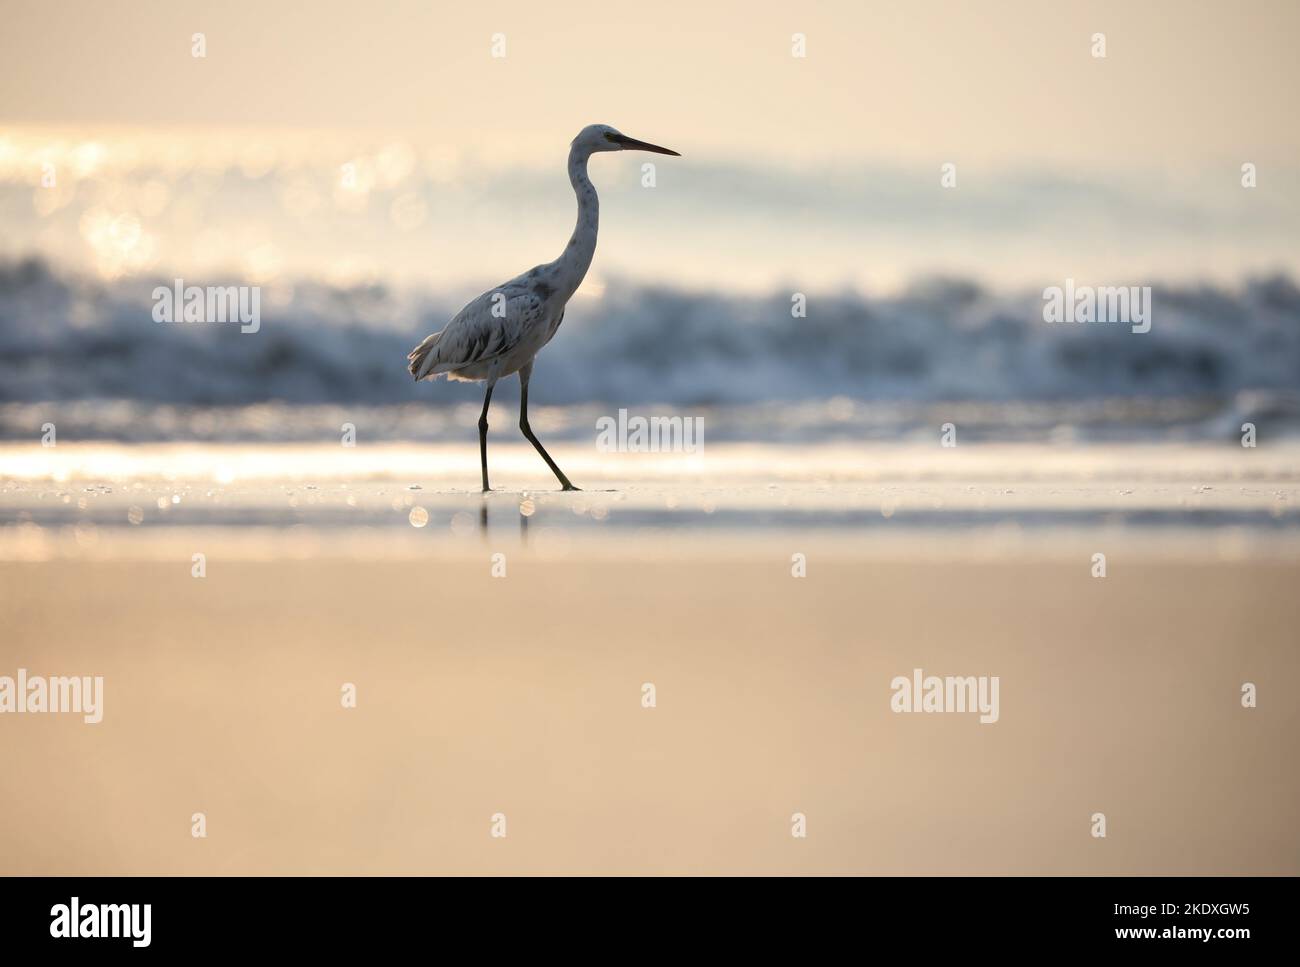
[1,258,1298,426]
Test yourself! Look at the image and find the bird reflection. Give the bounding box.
[475,496,532,543]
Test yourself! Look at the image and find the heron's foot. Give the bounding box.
[561,483,581,492]
[481,486,492,494]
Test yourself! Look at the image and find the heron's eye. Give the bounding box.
[603,132,617,141]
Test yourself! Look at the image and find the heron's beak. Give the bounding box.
[611,134,680,156]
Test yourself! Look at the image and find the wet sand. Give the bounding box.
[2,549,1297,875]
[2,441,1298,874]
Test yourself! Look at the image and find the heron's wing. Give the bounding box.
[411,278,548,379]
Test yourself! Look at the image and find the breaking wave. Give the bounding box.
[1,258,1298,438]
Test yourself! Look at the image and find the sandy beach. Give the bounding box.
[2,441,1297,874]
[2,554,1297,875]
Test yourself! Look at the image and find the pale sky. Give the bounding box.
[3,0,1298,169]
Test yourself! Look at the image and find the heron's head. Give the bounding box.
[572,124,680,157]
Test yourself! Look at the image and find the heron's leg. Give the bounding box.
[478,377,497,493]
[518,362,579,491]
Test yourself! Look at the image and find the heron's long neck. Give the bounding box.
[555,146,599,296]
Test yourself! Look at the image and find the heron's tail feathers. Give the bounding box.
[407,332,443,381]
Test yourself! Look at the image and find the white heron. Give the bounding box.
[407,123,680,492]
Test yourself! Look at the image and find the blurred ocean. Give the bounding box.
[2,129,1298,443]
[1,257,1298,443]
